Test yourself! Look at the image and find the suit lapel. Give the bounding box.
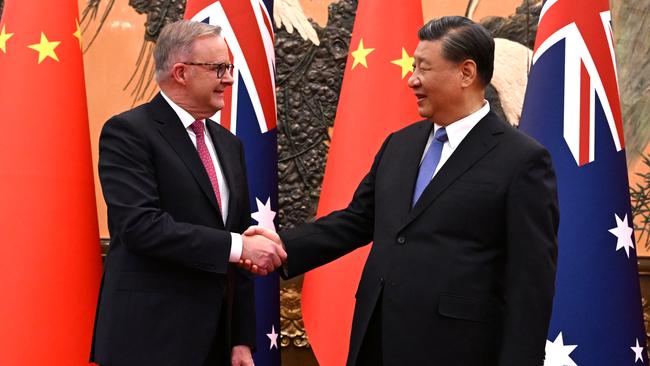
[392,121,434,223]
[402,112,503,228]
[150,94,224,226]
[206,119,240,230]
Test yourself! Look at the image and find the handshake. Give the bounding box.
[239,226,286,275]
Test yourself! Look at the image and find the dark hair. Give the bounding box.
[418,16,494,86]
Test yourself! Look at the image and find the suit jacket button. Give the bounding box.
[397,236,406,244]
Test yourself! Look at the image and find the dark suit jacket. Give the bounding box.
[281,112,558,366]
[90,93,255,366]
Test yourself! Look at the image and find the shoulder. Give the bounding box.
[207,120,241,140]
[486,112,548,158]
[102,102,153,132]
[99,102,159,151]
[207,119,237,138]
[206,119,245,151]
[380,120,432,147]
[392,119,432,137]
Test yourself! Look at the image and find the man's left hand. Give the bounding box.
[231,345,254,366]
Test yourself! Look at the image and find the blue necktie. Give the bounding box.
[412,127,448,207]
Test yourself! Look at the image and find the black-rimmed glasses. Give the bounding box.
[182,62,234,78]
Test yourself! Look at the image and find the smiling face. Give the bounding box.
[180,35,233,118]
[407,40,464,126]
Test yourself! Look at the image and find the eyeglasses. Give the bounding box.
[182,62,235,78]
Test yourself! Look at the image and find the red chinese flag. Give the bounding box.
[300,1,423,365]
[0,2,102,365]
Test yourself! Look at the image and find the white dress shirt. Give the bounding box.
[421,100,491,179]
[161,91,243,262]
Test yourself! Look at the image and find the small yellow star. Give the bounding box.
[73,19,82,48]
[390,47,414,79]
[0,24,14,53]
[27,32,61,63]
[350,38,374,69]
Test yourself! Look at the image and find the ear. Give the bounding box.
[170,63,188,86]
[459,59,478,88]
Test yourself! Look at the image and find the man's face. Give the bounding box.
[408,40,463,125]
[183,35,233,116]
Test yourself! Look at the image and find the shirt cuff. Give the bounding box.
[229,233,243,262]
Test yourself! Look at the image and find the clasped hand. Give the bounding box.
[239,226,286,275]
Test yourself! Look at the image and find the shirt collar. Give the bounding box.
[434,100,490,150]
[160,90,201,129]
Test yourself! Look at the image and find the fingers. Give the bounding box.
[238,259,266,275]
[243,226,259,236]
[271,249,282,269]
[239,228,287,275]
[231,345,254,366]
[253,266,268,276]
[237,259,267,276]
[276,244,288,263]
[238,258,253,270]
[244,226,282,245]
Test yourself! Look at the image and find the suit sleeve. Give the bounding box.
[280,134,393,278]
[99,116,232,274]
[499,146,559,365]
[230,142,256,348]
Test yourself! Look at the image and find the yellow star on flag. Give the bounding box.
[28,32,61,63]
[390,47,414,79]
[73,19,82,48]
[350,38,374,69]
[0,25,14,54]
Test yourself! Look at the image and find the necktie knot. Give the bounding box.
[434,127,448,143]
[190,120,205,137]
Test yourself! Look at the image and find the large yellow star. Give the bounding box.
[390,47,414,79]
[27,32,61,63]
[73,19,82,48]
[0,25,14,53]
[350,38,374,69]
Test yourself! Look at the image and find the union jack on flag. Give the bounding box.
[519,0,647,365]
[532,0,623,167]
[185,1,280,365]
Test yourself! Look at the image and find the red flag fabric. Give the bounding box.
[0,2,103,365]
[300,2,423,365]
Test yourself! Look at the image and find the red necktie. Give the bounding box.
[190,120,222,210]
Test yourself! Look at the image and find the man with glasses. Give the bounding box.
[90,20,285,366]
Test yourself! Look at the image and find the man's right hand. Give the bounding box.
[240,231,287,276]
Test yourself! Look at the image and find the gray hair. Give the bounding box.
[154,20,222,81]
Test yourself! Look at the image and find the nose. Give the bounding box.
[220,68,234,86]
[407,72,419,88]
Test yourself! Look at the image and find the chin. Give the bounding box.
[417,107,432,119]
[212,98,224,110]
[210,101,224,112]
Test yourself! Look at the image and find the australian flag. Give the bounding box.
[519,0,647,364]
[185,1,280,365]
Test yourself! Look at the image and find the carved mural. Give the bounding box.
[276,0,355,231]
